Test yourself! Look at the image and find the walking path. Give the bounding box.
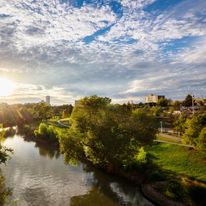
[57,120,70,128]
[158,133,182,143]
[154,139,194,148]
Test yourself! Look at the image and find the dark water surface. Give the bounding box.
[1,135,153,206]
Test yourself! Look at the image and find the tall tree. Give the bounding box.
[59,96,157,169]
[183,114,206,149]
[182,94,192,107]
[158,98,169,107]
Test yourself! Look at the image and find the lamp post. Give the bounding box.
[160,121,163,133]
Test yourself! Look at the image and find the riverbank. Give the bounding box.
[7,123,206,206]
[149,143,206,182]
[1,135,153,206]
[88,142,206,206]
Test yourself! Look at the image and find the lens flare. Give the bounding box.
[0,77,14,96]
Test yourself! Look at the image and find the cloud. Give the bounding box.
[0,0,206,104]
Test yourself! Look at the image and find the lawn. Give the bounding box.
[149,143,206,182]
[156,135,180,143]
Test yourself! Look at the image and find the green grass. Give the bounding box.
[156,135,180,143]
[149,143,206,182]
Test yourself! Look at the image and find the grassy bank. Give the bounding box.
[149,143,206,182]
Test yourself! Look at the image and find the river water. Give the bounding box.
[1,135,153,206]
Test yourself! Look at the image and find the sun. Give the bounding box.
[0,77,14,96]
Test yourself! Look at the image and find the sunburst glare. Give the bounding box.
[0,77,14,96]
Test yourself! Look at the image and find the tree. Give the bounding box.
[173,115,186,135]
[0,125,13,164]
[173,100,181,111]
[0,127,12,205]
[62,105,73,118]
[33,102,53,120]
[59,96,157,169]
[158,98,169,107]
[197,127,206,150]
[182,94,192,107]
[182,114,206,149]
[34,123,58,142]
[0,173,11,206]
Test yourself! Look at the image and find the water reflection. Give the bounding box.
[70,188,118,206]
[1,135,153,206]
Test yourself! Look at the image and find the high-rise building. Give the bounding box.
[46,96,50,105]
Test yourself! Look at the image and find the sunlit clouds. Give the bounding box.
[0,0,206,104]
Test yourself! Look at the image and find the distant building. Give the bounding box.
[46,96,50,105]
[145,94,165,104]
[75,100,79,106]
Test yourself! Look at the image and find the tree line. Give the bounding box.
[0,102,73,127]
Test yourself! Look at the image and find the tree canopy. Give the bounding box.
[182,94,193,107]
[183,114,206,149]
[59,96,157,169]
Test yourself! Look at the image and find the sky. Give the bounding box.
[0,0,206,105]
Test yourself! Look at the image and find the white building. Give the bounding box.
[145,94,165,104]
[46,96,50,105]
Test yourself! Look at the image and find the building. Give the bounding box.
[74,100,79,106]
[145,94,165,104]
[45,96,50,105]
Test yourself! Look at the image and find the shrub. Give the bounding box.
[34,123,58,142]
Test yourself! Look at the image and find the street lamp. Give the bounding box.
[160,121,163,133]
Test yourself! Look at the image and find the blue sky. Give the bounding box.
[0,0,206,104]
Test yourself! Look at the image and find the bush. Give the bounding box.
[165,180,187,201]
[34,123,58,142]
[197,127,206,150]
[0,172,12,206]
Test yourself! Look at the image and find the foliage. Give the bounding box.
[149,143,206,182]
[150,106,162,116]
[165,180,187,200]
[0,126,12,205]
[173,100,181,111]
[157,98,169,107]
[134,147,147,164]
[62,105,73,118]
[173,115,186,135]
[197,127,206,150]
[59,128,84,165]
[182,94,192,107]
[0,145,12,164]
[59,95,157,169]
[34,123,58,142]
[0,172,12,206]
[0,125,13,164]
[183,114,206,148]
[0,103,73,127]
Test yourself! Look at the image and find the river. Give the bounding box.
[1,135,153,206]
